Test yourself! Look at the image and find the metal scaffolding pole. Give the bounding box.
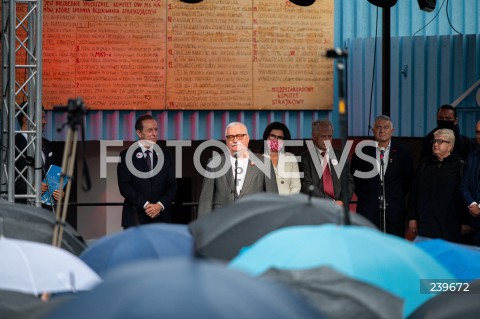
[1,0,43,205]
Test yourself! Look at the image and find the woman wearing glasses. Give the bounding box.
[408,129,470,243]
[262,122,301,196]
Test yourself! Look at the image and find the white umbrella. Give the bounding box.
[0,236,101,295]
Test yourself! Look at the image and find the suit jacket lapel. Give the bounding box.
[239,159,255,197]
[223,155,235,194]
[133,148,148,172]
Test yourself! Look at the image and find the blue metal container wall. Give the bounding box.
[44,0,480,141]
[347,34,480,138]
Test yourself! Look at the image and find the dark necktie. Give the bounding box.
[321,152,335,199]
[145,150,152,171]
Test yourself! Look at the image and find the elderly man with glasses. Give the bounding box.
[197,122,278,217]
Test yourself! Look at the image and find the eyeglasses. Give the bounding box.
[431,139,451,145]
[268,134,284,140]
[226,134,247,141]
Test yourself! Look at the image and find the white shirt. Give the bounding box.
[230,155,248,196]
[138,143,154,169]
[376,142,391,180]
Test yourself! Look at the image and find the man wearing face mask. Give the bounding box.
[420,104,475,161]
[262,122,301,196]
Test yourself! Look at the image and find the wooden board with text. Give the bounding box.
[42,0,334,110]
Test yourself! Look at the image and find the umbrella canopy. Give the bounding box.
[189,192,376,260]
[42,258,324,319]
[0,290,44,318]
[229,224,455,318]
[408,279,480,319]
[414,237,480,281]
[0,290,74,319]
[0,236,101,295]
[0,200,86,255]
[80,224,194,278]
[261,266,403,319]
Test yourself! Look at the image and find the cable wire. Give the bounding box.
[367,7,379,137]
[445,0,462,35]
[413,0,446,36]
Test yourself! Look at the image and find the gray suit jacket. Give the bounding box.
[197,154,278,217]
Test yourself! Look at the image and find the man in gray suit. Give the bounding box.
[300,119,354,207]
[197,122,278,217]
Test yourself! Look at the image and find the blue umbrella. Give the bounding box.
[229,224,455,318]
[414,237,480,281]
[80,224,194,278]
[42,258,323,319]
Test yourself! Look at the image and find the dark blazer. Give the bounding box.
[197,154,278,218]
[350,142,414,231]
[117,145,177,228]
[460,149,480,230]
[299,149,354,204]
[14,134,54,195]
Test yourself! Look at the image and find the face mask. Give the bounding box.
[437,120,455,130]
[267,139,284,152]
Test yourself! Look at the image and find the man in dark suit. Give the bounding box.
[350,115,414,237]
[460,148,480,246]
[117,114,177,228]
[197,122,278,217]
[300,119,354,207]
[15,105,59,204]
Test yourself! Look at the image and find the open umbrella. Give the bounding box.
[0,200,86,255]
[0,290,44,318]
[414,237,480,281]
[189,192,376,260]
[0,290,74,319]
[0,236,101,295]
[229,224,455,318]
[408,279,480,319]
[261,266,403,319]
[80,224,194,278]
[42,258,323,319]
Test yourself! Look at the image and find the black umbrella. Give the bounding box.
[0,200,86,255]
[260,266,403,319]
[189,192,376,261]
[0,290,44,318]
[41,259,323,319]
[408,279,480,319]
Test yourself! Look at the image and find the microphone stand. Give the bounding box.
[326,48,351,225]
[379,149,387,233]
[233,153,238,202]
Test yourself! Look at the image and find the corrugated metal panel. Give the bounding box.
[43,0,480,141]
[347,34,480,137]
[45,110,332,141]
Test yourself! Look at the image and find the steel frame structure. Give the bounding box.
[1,0,43,205]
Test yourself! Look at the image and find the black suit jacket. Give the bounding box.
[350,141,414,228]
[117,144,177,228]
[14,134,54,196]
[299,148,354,204]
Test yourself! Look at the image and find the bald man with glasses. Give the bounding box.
[197,122,278,217]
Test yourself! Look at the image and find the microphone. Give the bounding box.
[379,147,385,159]
[233,152,239,202]
[326,48,348,59]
